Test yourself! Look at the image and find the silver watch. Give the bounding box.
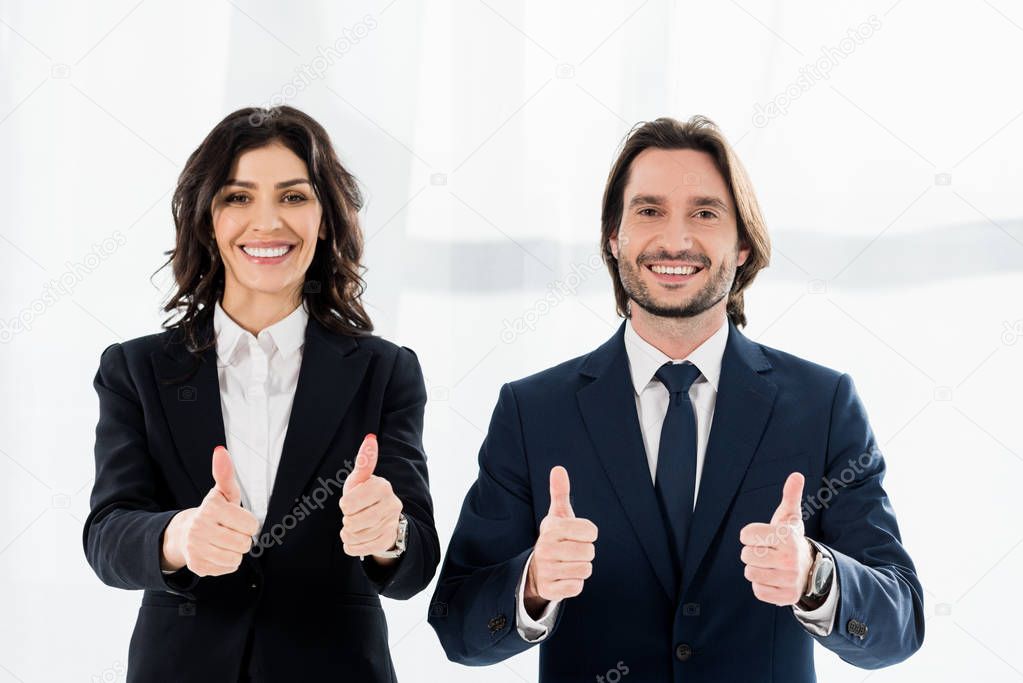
[373,513,408,559]
[803,538,835,600]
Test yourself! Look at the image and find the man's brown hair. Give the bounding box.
[600,115,771,328]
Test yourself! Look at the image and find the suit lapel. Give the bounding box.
[152,321,228,499]
[151,313,372,538]
[261,317,370,535]
[576,322,676,600]
[681,320,777,593]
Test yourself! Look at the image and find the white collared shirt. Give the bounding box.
[212,299,308,528]
[624,316,728,492]
[516,317,839,640]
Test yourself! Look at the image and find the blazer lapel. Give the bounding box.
[681,320,777,594]
[576,322,676,601]
[260,316,370,536]
[152,321,228,499]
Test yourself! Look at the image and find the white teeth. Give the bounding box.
[650,264,700,275]
[242,245,292,258]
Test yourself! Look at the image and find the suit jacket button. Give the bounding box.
[488,614,507,633]
[675,643,693,661]
[847,619,868,639]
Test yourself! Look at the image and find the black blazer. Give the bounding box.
[83,314,440,682]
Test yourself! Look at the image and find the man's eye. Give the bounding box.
[695,210,717,220]
[638,208,659,216]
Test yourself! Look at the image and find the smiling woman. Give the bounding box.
[82,106,440,682]
[161,106,371,363]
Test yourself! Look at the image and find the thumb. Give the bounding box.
[771,472,805,526]
[548,466,575,518]
[344,434,378,493]
[211,445,241,505]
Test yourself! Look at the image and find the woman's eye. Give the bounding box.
[225,193,249,204]
[282,193,306,203]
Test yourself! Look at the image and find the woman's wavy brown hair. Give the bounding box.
[600,115,771,328]
[156,105,372,361]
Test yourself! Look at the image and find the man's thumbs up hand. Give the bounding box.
[160,446,260,577]
[547,465,575,518]
[524,466,599,618]
[339,434,404,560]
[771,471,806,527]
[739,472,815,606]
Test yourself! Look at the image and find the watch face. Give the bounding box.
[813,558,834,595]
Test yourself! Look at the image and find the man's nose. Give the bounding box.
[659,217,697,251]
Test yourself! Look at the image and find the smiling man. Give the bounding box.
[428,116,924,682]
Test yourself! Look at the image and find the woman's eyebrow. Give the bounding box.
[223,178,312,189]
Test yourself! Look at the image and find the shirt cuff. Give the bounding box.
[791,539,840,637]
[515,551,561,642]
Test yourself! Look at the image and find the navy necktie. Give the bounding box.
[653,361,702,591]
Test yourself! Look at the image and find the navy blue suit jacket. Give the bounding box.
[429,320,924,682]
[83,315,440,682]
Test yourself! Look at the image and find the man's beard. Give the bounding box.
[618,249,737,319]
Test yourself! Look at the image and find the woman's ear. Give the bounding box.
[318,221,327,240]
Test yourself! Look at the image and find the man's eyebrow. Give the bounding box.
[627,193,729,212]
[688,195,729,212]
[222,178,312,190]
[627,194,668,209]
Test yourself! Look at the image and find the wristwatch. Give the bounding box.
[799,538,835,608]
[373,513,409,559]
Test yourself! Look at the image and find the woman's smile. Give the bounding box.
[237,240,298,265]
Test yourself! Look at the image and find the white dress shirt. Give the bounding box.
[515,317,839,641]
[213,299,308,528]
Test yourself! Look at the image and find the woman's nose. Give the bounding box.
[252,199,283,231]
